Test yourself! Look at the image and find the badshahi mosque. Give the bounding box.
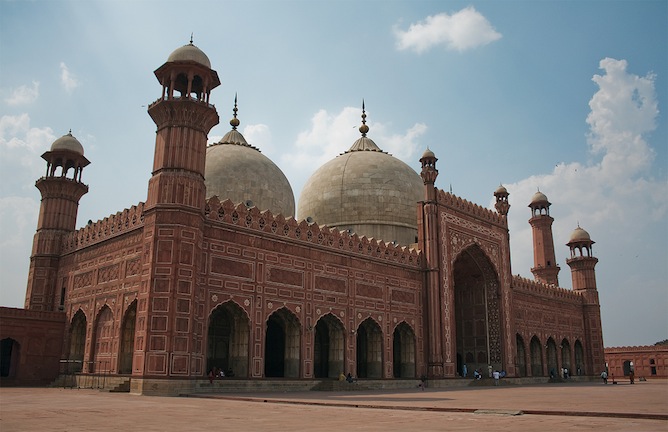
[0,42,605,394]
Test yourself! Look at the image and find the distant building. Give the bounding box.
[605,345,668,379]
[0,41,606,394]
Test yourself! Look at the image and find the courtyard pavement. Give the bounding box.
[1,379,666,431]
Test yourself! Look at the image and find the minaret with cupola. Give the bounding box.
[494,184,510,216]
[418,147,445,377]
[528,190,560,285]
[566,225,605,375]
[25,132,90,310]
[135,39,220,385]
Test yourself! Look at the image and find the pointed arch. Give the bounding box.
[574,339,585,375]
[392,321,416,378]
[454,244,502,375]
[560,338,572,376]
[264,307,300,378]
[530,336,543,377]
[69,309,87,373]
[516,334,527,377]
[313,313,345,378]
[546,337,558,377]
[0,338,20,379]
[356,317,383,378]
[92,305,114,374]
[207,301,250,378]
[118,300,137,374]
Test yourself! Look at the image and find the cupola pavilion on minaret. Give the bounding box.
[25,131,90,310]
[493,184,510,216]
[528,189,560,285]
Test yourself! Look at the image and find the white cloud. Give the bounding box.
[395,6,502,54]
[500,58,664,291]
[60,62,80,93]
[5,81,40,106]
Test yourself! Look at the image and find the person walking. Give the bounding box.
[493,370,500,386]
[600,370,608,384]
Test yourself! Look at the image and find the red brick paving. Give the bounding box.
[1,380,666,431]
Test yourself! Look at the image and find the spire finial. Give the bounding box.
[230,93,240,130]
[68,129,72,135]
[190,33,194,44]
[359,99,369,136]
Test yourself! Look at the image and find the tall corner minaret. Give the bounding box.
[26,131,90,310]
[566,225,605,375]
[528,190,560,285]
[145,38,220,211]
[494,184,510,216]
[418,147,444,377]
[136,39,220,379]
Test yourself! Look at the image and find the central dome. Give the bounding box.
[205,104,295,216]
[298,110,422,245]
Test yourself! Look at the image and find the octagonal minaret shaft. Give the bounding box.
[528,190,560,285]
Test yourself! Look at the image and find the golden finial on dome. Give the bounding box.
[359,99,369,137]
[230,93,240,130]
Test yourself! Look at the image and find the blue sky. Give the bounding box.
[1,0,666,347]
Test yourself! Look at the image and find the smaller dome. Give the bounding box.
[494,184,508,195]
[530,191,549,206]
[167,42,211,68]
[569,226,591,243]
[50,132,84,155]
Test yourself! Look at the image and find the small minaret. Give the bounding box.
[566,226,598,297]
[494,184,510,216]
[528,190,560,285]
[420,148,438,201]
[566,225,605,375]
[26,132,90,310]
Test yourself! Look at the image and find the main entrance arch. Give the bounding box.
[454,245,502,376]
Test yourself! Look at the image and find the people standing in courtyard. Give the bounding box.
[493,370,500,386]
[601,370,608,384]
[462,364,468,378]
[629,370,635,384]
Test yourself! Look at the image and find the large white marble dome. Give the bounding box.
[205,109,295,217]
[298,114,423,246]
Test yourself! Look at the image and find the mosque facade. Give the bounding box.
[0,42,606,394]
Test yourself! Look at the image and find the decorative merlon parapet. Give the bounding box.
[0,306,66,322]
[436,190,506,225]
[512,274,582,302]
[61,203,145,253]
[205,197,422,268]
[605,345,668,353]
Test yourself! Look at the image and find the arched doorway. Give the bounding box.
[0,338,20,378]
[574,340,585,375]
[561,338,571,376]
[313,313,345,378]
[530,336,543,376]
[356,318,382,378]
[264,308,300,378]
[454,245,502,376]
[516,334,527,377]
[207,301,250,377]
[92,306,114,374]
[392,322,416,378]
[69,310,87,373]
[546,337,558,378]
[118,300,136,374]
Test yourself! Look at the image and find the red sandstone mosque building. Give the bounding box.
[1,42,617,394]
